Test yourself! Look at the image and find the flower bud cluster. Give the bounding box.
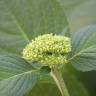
[23,34,71,68]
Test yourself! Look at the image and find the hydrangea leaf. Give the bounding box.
[0,0,69,55]
[70,25,96,71]
[0,55,37,96]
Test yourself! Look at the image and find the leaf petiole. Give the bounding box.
[50,67,70,96]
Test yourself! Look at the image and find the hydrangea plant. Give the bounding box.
[0,0,96,96]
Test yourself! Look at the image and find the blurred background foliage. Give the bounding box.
[60,0,96,32]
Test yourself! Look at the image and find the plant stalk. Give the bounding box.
[50,67,70,96]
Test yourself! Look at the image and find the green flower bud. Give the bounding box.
[23,34,71,68]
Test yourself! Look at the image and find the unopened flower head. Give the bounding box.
[23,34,71,68]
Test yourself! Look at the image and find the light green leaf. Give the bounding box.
[70,25,96,71]
[0,55,37,96]
[0,0,69,55]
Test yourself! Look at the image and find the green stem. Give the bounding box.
[50,67,70,96]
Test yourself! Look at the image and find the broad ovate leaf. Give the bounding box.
[0,55,37,96]
[71,25,96,71]
[0,0,69,55]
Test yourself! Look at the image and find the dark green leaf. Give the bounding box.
[25,83,61,96]
[71,25,96,71]
[0,55,37,96]
[40,66,51,74]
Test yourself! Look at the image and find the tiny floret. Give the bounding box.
[23,34,71,68]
